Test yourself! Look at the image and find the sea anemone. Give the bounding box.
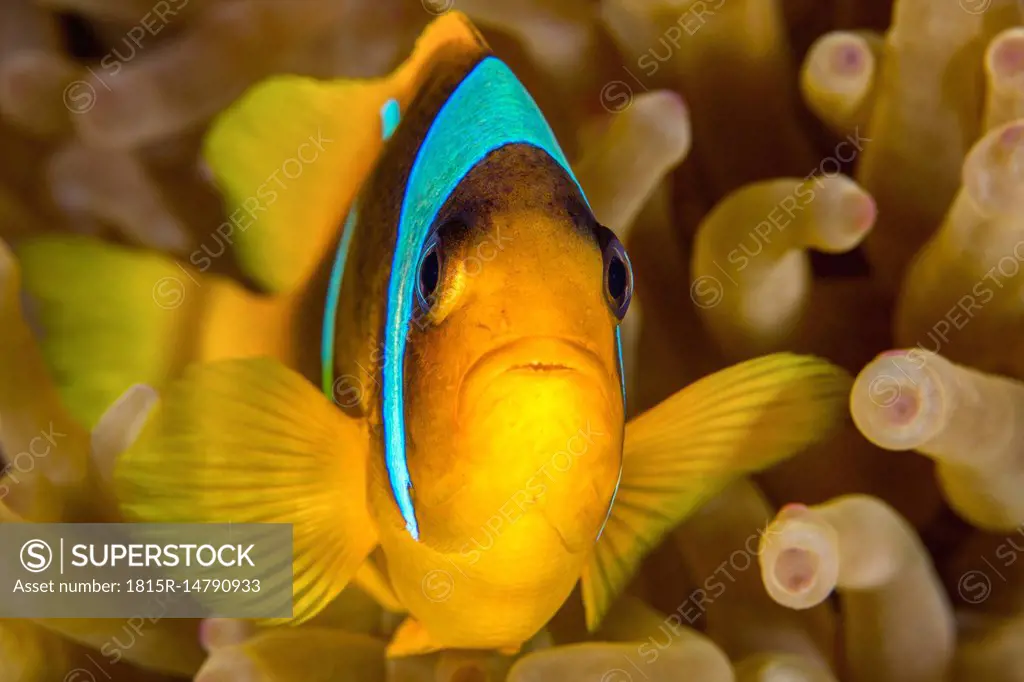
[3,0,1024,680]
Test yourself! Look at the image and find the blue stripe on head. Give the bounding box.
[321,99,403,399]
[384,57,591,540]
[381,99,401,141]
[321,204,360,397]
[596,466,622,541]
[615,326,626,406]
[594,324,628,540]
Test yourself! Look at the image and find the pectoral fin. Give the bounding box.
[114,357,379,624]
[201,11,486,294]
[582,353,851,630]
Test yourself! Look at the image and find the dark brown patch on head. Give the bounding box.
[428,143,598,247]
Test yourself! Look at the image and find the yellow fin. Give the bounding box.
[114,357,378,625]
[581,353,851,630]
[386,617,447,658]
[16,235,199,429]
[354,557,405,613]
[201,11,486,294]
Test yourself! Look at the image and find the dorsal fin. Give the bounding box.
[201,12,487,294]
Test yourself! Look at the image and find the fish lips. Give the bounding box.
[457,336,614,413]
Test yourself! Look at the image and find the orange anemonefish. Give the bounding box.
[14,12,850,657]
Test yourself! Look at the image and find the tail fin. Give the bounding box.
[17,235,203,428]
[16,235,299,429]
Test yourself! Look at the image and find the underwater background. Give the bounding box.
[2,0,1024,680]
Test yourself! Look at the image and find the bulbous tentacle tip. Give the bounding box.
[963,119,1024,217]
[812,177,876,253]
[759,506,840,611]
[850,350,944,452]
[807,32,875,89]
[987,27,1024,85]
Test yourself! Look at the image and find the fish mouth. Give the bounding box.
[457,336,612,417]
[461,336,609,394]
[508,362,573,372]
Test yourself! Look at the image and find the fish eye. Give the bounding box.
[598,226,633,320]
[416,233,442,311]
